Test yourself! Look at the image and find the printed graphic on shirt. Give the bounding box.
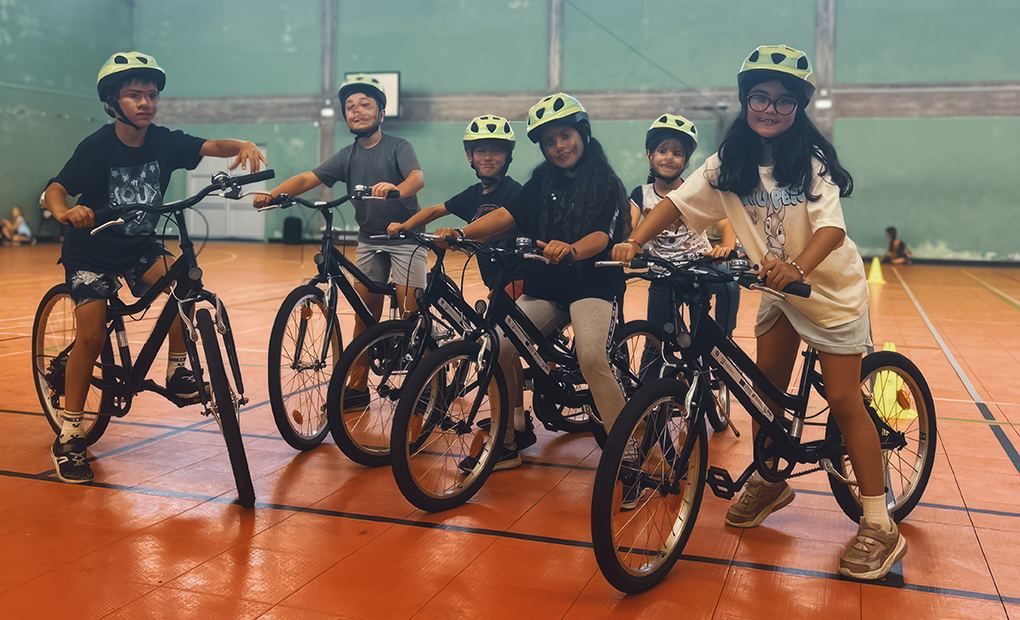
[740,187,805,260]
[108,161,163,236]
[471,203,500,223]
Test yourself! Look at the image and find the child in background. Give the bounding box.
[881,226,912,264]
[614,45,904,580]
[1,206,33,245]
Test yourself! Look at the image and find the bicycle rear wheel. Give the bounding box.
[32,284,111,445]
[591,378,707,594]
[327,319,426,467]
[826,351,936,522]
[268,284,341,450]
[390,340,508,512]
[197,309,256,508]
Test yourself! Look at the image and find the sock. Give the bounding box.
[861,494,893,530]
[58,410,84,443]
[167,352,187,381]
[514,406,525,432]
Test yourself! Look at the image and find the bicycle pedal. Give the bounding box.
[706,466,738,500]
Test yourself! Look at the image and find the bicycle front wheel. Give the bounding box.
[268,284,341,450]
[197,309,256,508]
[32,284,111,445]
[826,351,937,522]
[591,377,707,594]
[390,340,508,512]
[327,319,426,467]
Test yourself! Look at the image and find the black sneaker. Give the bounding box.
[478,411,536,450]
[458,443,522,474]
[167,367,202,400]
[342,387,370,413]
[51,438,93,484]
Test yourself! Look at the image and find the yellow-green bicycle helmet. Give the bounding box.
[337,74,387,117]
[96,51,165,101]
[526,93,589,143]
[463,115,515,151]
[645,113,698,154]
[737,45,816,102]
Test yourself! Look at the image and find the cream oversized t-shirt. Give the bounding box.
[666,153,868,328]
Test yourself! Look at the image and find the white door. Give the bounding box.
[184,147,267,240]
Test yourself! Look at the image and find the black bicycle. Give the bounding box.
[388,237,658,512]
[324,230,473,467]
[590,253,936,593]
[32,170,275,508]
[258,188,399,450]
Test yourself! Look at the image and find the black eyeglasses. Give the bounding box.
[747,94,798,116]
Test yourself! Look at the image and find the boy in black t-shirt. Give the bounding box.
[42,52,265,484]
[387,114,522,290]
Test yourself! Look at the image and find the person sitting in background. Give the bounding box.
[881,226,911,264]
[1,206,34,245]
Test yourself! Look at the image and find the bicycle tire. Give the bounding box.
[390,340,508,512]
[32,284,111,446]
[591,377,708,593]
[327,319,429,467]
[197,309,256,508]
[826,351,937,522]
[268,284,341,450]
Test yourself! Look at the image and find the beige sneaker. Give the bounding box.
[724,478,795,528]
[839,519,907,580]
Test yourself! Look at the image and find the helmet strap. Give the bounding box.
[104,98,142,131]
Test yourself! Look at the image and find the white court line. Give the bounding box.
[962,270,1020,309]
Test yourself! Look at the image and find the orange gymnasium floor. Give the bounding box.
[2,241,1020,620]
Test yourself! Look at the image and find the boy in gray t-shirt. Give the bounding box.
[255,75,426,392]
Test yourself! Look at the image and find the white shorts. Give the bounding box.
[355,239,427,289]
[755,296,872,355]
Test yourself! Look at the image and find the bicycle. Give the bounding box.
[388,237,658,512]
[32,170,276,508]
[589,253,936,593]
[324,229,475,467]
[257,188,399,451]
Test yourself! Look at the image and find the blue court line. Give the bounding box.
[2,468,1017,606]
[892,269,1020,476]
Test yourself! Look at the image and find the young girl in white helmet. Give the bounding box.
[613,45,904,580]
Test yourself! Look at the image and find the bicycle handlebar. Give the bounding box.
[259,186,401,212]
[597,253,811,299]
[90,169,276,236]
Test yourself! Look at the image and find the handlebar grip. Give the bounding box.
[231,169,276,186]
[783,281,812,298]
[385,189,401,200]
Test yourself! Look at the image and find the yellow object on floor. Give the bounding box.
[867,256,886,285]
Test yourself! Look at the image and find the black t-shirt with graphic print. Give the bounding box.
[504,166,627,306]
[51,123,206,273]
[443,176,522,289]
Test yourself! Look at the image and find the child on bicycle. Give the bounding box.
[42,51,266,484]
[438,94,630,470]
[254,74,425,405]
[628,114,737,340]
[388,116,536,448]
[613,45,904,580]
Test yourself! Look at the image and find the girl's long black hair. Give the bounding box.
[712,73,853,201]
[534,126,629,243]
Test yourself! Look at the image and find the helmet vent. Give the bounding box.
[535,108,545,119]
[114,55,129,64]
[471,122,479,132]
[771,53,787,64]
[486,123,497,132]
[137,56,148,64]
[552,97,565,112]
[658,115,668,123]
[749,50,760,62]
[797,56,810,70]
[691,126,697,134]
[502,122,510,133]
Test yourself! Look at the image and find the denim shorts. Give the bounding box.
[64,246,169,306]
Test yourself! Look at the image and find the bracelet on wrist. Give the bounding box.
[626,238,642,248]
[788,260,805,280]
[453,228,465,239]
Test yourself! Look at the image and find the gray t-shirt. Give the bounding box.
[312,132,421,242]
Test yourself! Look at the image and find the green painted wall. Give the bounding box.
[836,0,1020,84]
[3,1,1018,262]
[0,0,131,235]
[562,0,815,91]
[837,117,1020,261]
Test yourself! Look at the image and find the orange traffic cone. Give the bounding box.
[867,257,885,285]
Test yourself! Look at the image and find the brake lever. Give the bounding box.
[91,218,125,236]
